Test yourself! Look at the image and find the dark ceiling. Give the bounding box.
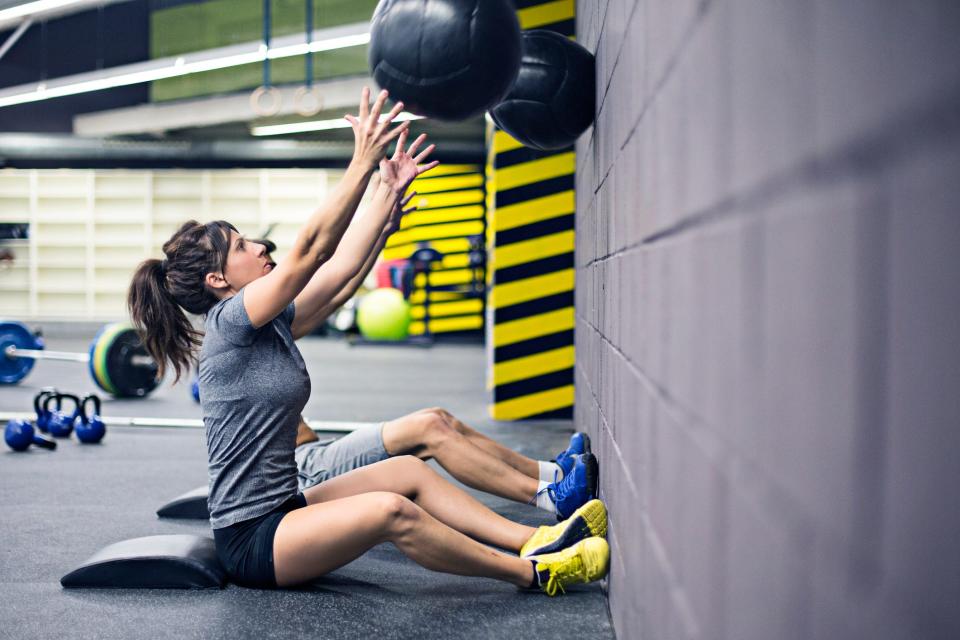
[0,0,150,132]
[0,0,486,168]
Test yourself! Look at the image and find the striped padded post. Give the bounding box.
[382,164,487,337]
[486,0,578,420]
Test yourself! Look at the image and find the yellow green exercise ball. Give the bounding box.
[357,287,411,341]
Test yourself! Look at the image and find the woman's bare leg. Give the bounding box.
[381,410,540,503]
[273,491,533,588]
[304,455,534,551]
[432,408,542,479]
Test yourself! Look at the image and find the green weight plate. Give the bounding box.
[92,324,122,395]
[91,323,128,395]
[87,323,111,394]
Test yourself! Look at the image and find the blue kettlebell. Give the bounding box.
[34,387,58,433]
[5,419,57,452]
[76,394,106,444]
[45,393,79,438]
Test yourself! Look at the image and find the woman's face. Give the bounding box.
[215,230,275,294]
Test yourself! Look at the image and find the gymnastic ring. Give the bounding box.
[293,85,323,117]
[250,86,282,117]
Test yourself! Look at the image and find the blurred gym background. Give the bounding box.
[0,0,490,337]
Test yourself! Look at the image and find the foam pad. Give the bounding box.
[156,485,210,520]
[60,535,226,589]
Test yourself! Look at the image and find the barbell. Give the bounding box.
[0,320,160,398]
[0,411,365,433]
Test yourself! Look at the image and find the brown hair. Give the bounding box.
[127,220,237,382]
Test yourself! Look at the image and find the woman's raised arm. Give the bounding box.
[242,88,409,328]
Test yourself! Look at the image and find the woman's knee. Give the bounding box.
[425,407,456,424]
[382,454,437,491]
[428,407,469,435]
[389,453,435,478]
[369,491,420,538]
[417,411,459,451]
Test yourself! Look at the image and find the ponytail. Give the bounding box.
[127,219,236,383]
[128,258,200,383]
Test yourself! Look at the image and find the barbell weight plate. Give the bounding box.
[0,321,41,384]
[96,328,121,395]
[87,323,113,395]
[103,325,159,398]
[90,323,127,395]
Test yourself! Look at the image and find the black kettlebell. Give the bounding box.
[5,418,57,452]
[34,387,58,433]
[45,393,79,438]
[76,394,106,444]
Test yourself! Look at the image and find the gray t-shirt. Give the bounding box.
[200,290,311,528]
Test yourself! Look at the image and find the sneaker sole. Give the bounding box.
[579,499,607,539]
[579,432,592,456]
[524,500,607,557]
[583,453,599,500]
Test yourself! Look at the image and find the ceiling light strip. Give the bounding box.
[251,112,425,137]
[0,21,369,109]
[0,0,84,22]
[0,0,132,31]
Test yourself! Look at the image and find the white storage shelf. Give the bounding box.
[0,168,335,320]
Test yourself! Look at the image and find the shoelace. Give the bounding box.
[543,553,585,596]
[554,463,579,500]
[528,483,559,507]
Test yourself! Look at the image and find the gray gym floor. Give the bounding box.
[0,327,613,640]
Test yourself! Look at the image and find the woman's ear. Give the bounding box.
[205,271,228,291]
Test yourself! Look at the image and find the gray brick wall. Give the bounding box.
[575,2,960,639]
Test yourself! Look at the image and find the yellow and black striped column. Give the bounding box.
[486,0,577,420]
[382,164,486,336]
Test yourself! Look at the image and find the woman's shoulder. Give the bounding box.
[204,293,235,319]
[203,291,257,343]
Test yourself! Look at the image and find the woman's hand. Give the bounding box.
[379,128,440,195]
[345,87,409,171]
[378,129,440,235]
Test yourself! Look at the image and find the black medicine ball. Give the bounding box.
[368,0,522,121]
[489,30,596,150]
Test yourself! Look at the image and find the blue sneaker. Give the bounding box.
[544,453,598,520]
[554,432,591,479]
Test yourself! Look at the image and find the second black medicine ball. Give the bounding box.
[490,30,596,150]
[368,0,522,121]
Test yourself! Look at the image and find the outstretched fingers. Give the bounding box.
[385,120,410,145]
[412,139,439,172]
[405,133,429,158]
[367,89,390,130]
[377,101,406,138]
[392,127,409,161]
[417,159,441,176]
[405,136,439,176]
[413,143,437,165]
[358,86,370,123]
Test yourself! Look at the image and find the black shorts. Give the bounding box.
[213,493,307,588]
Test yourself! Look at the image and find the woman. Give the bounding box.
[246,239,599,519]
[128,88,609,595]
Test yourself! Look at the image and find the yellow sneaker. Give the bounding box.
[520,498,607,558]
[528,537,610,596]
